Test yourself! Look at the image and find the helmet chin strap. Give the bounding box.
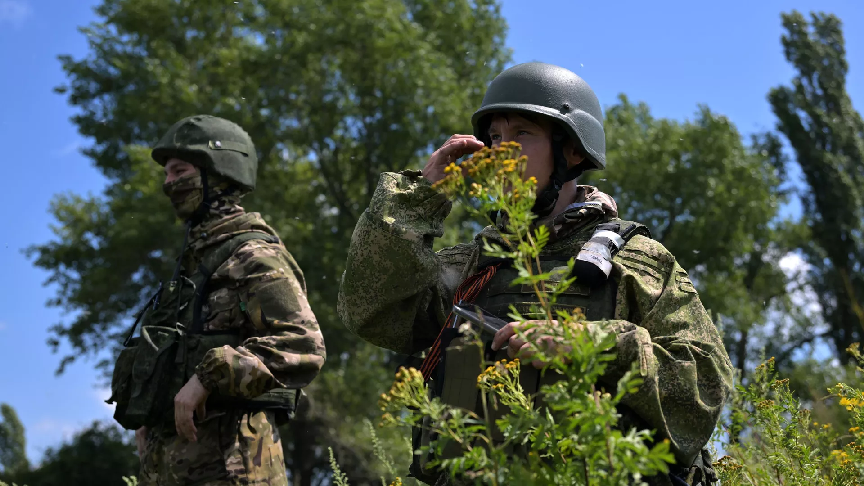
[531,132,584,218]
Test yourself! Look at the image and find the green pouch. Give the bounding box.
[107,338,139,428]
[118,325,185,430]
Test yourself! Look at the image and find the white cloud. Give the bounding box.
[51,140,83,157]
[0,0,32,26]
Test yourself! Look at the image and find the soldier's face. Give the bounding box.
[487,114,586,192]
[164,158,200,185]
[488,114,555,190]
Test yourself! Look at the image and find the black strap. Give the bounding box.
[190,231,281,333]
[594,220,653,241]
[532,131,587,218]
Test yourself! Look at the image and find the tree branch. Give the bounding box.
[774,330,833,366]
[316,145,358,223]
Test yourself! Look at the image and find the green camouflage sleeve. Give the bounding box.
[196,239,327,397]
[338,171,479,355]
[595,234,735,467]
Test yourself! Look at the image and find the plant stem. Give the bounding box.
[476,337,500,486]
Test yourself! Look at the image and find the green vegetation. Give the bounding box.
[6,2,861,484]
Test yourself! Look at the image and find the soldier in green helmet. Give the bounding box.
[106,115,326,486]
[337,63,734,485]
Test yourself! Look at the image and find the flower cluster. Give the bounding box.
[477,359,531,411]
[378,367,426,420]
[840,396,864,411]
[431,142,538,212]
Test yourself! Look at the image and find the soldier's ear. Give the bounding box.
[564,141,586,169]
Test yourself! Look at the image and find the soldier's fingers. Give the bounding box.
[182,412,197,442]
[492,322,518,351]
[439,138,484,161]
[175,402,195,442]
[136,434,145,457]
[507,335,527,359]
[516,342,534,362]
[174,402,184,437]
[443,134,478,145]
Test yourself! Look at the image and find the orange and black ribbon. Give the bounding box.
[419,263,501,382]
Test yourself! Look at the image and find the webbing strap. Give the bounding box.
[419,263,501,382]
[191,231,280,333]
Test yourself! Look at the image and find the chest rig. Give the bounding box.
[107,232,301,431]
[409,220,649,482]
[439,220,648,423]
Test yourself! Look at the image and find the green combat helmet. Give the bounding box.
[471,62,605,216]
[151,114,258,192]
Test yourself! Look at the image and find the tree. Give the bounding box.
[11,422,137,486]
[583,95,793,379]
[768,11,864,364]
[0,404,28,480]
[27,0,510,482]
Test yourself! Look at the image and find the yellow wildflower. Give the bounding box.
[756,399,774,411]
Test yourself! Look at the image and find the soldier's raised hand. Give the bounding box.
[422,134,484,184]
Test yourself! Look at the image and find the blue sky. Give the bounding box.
[0,0,862,464]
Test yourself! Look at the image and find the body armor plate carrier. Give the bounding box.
[107,232,301,431]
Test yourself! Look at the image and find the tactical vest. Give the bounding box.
[107,232,301,431]
[411,221,718,485]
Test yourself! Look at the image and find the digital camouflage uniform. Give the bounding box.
[337,64,734,485]
[109,115,326,486]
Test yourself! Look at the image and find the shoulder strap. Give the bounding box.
[191,231,281,333]
[594,219,652,244]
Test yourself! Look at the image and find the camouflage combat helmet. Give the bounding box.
[151,115,258,192]
[471,62,606,172]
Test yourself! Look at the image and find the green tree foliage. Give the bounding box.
[769,10,864,363]
[0,405,28,480]
[583,97,795,377]
[1,420,137,486]
[27,0,510,481]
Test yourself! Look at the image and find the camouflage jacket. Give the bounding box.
[181,211,326,398]
[338,170,734,468]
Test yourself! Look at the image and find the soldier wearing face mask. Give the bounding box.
[106,115,326,486]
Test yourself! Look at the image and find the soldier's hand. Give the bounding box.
[174,374,211,442]
[135,427,148,457]
[422,135,484,184]
[491,320,578,369]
